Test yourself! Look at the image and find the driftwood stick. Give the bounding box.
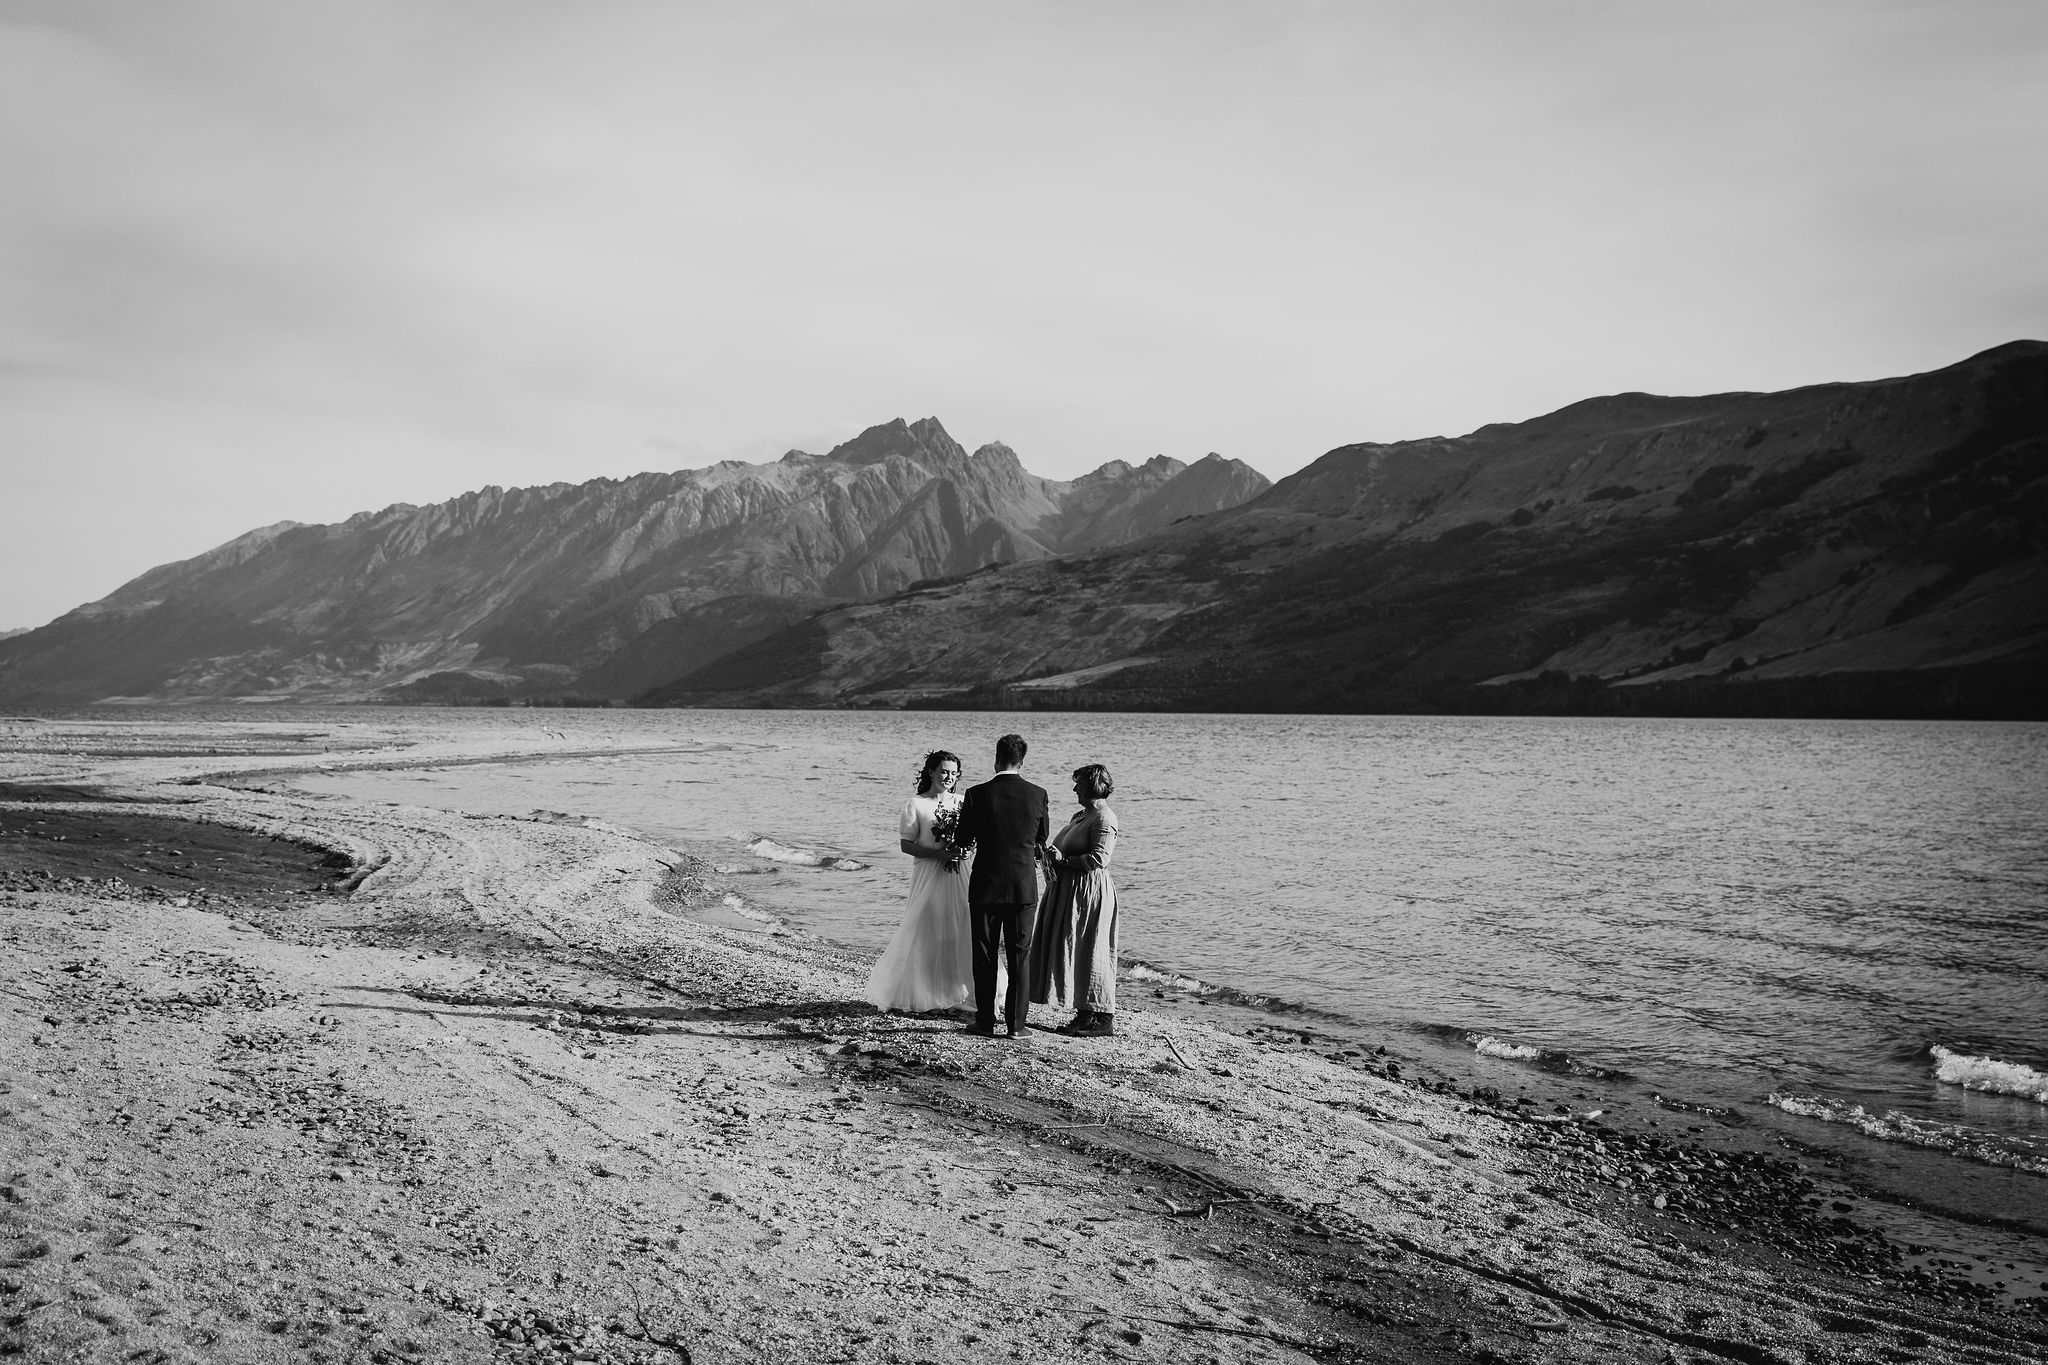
[1159,1195,1258,1218]
[623,1283,694,1358]
[1165,1037,1195,1070]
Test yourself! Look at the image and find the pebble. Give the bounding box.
[1498,1108,1940,1288]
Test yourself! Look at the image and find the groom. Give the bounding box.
[952,732,1049,1038]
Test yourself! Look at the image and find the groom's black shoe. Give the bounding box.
[961,1023,998,1037]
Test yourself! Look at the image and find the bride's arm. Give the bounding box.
[900,797,963,861]
[899,800,941,860]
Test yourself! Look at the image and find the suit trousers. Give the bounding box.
[970,901,1036,1033]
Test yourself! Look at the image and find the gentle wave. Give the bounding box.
[1448,1029,1626,1081]
[1471,1035,1540,1061]
[1930,1045,2048,1104]
[1123,958,1351,1021]
[1125,960,1220,995]
[743,836,868,871]
[718,892,782,929]
[1651,1094,1748,1124]
[1766,1093,2048,1175]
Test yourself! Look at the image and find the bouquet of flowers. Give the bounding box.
[932,801,963,870]
[931,801,961,850]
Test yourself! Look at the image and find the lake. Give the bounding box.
[290,707,2048,1244]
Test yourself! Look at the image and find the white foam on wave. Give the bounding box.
[1766,1092,2048,1175]
[1121,959,1327,1015]
[1125,960,1219,994]
[1930,1045,2048,1104]
[1454,1030,1622,1078]
[719,892,782,929]
[1470,1035,1542,1061]
[743,837,867,871]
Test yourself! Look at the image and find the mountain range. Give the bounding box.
[4,343,2042,717]
[646,341,2047,718]
[0,421,1268,705]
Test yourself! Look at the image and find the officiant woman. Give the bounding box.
[1030,763,1121,1037]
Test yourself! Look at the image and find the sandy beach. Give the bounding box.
[2,713,2042,1364]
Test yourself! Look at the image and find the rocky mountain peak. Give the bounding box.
[906,415,964,454]
[644,343,2044,717]
[968,441,1026,473]
[0,416,1271,704]
[822,416,968,468]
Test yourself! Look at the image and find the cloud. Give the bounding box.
[0,0,2042,626]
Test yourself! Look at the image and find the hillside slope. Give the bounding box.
[0,421,1268,704]
[643,342,2048,717]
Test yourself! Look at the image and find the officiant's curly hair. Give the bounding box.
[1073,764,1113,801]
[915,750,961,794]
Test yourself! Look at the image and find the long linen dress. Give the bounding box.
[1027,801,1119,1015]
[864,793,972,1012]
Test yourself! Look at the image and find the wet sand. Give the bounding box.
[2,713,2044,1364]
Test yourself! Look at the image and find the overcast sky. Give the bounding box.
[2,0,2043,628]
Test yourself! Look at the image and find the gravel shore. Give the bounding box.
[2,713,2043,1364]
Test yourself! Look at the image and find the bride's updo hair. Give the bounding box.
[1072,763,1113,802]
[915,749,961,795]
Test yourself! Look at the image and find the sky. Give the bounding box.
[1,1,2044,629]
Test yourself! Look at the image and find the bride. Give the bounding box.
[865,749,972,1012]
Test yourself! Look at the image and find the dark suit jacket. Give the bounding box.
[956,773,1049,906]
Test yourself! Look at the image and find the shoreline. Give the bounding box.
[3,715,2045,1363]
[260,704,2048,1240]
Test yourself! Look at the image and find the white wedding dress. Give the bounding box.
[865,793,972,1012]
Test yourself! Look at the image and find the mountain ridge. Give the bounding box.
[8,343,2040,716]
[0,420,1269,704]
[641,342,2048,717]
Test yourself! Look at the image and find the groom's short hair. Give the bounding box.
[995,733,1027,769]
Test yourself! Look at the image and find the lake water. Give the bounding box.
[289,708,2048,1246]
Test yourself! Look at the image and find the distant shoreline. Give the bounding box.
[841,659,2048,721]
[45,654,2037,722]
